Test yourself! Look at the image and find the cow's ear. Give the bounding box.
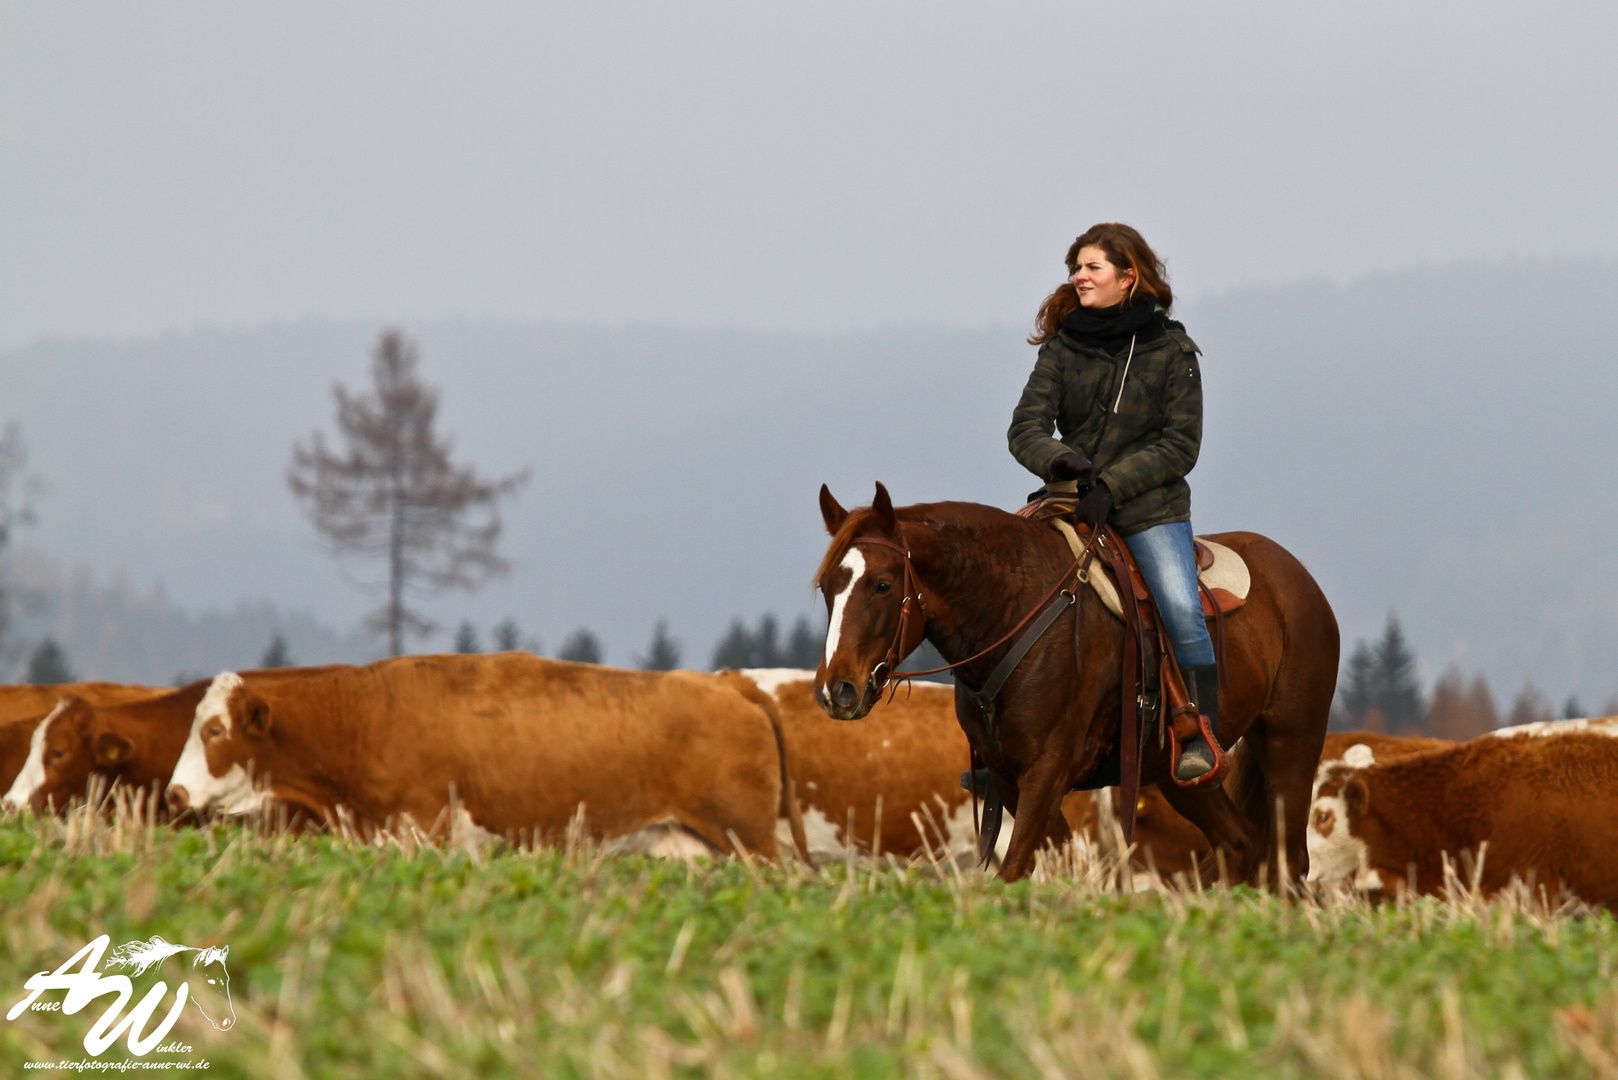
[1343,777,1369,817]
[241,695,273,738]
[872,482,898,534]
[93,731,132,766]
[819,485,848,535]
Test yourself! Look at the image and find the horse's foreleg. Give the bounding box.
[998,753,1068,882]
[1156,782,1257,884]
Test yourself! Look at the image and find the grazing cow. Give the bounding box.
[1306,731,1618,906]
[740,669,986,858]
[4,668,351,815]
[1,682,165,793]
[1084,731,1456,881]
[166,654,808,859]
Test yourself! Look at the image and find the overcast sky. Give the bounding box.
[3,2,1615,351]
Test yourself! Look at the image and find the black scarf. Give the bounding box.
[1060,296,1167,354]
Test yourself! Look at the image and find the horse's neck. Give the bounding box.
[910,517,1068,668]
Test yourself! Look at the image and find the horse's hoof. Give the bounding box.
[1175,737,1217,782]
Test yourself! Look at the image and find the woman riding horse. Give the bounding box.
[1008,223,1220,783]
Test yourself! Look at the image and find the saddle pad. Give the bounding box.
[1049,520,1250,620]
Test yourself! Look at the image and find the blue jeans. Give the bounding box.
[1123,520,1216,668]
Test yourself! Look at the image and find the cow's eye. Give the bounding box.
[205,724,224,739]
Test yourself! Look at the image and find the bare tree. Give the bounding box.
[288,331,528,656]
[0,424,41,672]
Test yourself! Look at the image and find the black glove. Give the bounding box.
[1076,481,1113,528]
[1048,451,1092,481]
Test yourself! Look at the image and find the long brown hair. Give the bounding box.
[1028,223,1173,345]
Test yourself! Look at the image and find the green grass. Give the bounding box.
[1,802,1615,1079]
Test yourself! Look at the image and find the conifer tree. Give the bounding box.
[259,632,293,669]
[1338,613,1426,733]
[25,637,73,685]
[637,620,681,671]
[558,629,603,664]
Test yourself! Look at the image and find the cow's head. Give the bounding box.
[1,697,132,814]
[813,483,922,721]
[166,673,274,817]
[1304,745,1386,892]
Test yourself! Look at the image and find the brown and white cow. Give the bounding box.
[166,654,808,859]
[1084,731,1456,882]
[1306,730,1618,906]
[4,668,355,814]
[739,668,989,858]
[2,682,169,800]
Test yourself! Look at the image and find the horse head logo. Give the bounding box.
[103,937,235,1032]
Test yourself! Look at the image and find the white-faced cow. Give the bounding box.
[1,682,166,795]
[1306,731,1618,907]
[166,654,808,859]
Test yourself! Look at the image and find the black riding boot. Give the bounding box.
[1174,663,1221,782]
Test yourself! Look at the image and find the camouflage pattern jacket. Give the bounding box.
[1007,321,1202,535]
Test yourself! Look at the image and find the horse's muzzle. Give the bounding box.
[824,678,872,721]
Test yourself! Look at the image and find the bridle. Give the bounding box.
[844,529,1096,701]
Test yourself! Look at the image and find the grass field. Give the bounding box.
[1,799,1616,1079]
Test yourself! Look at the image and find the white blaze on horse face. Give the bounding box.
[3,700,68,810]
[169,673,265,815]
[823,549,866,669]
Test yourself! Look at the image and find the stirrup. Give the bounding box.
[1169,712,1229,788]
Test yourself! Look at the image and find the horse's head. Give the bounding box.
[813,482,927,720]
[187,946,235,1031]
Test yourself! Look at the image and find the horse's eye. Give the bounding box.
[873,581,892,595]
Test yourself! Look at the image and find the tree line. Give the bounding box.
[1333,613,1617,736]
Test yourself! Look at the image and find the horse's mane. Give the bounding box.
[105,936,191,975]
[812,500,1018,592]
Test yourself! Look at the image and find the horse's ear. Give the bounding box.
[93,731,133,766]
[241,695,272,738]
[872,482,898,534]
[819,484,848,535]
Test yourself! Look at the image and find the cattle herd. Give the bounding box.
[3,653,1616,910]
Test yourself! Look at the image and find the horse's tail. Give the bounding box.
[1223,733,1280,886]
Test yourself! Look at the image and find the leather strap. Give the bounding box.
[1095,528,1145,847]
[1198,578,1229,686]
[960,588,1077,734]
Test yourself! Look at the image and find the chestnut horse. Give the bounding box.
[814,483,1339,884]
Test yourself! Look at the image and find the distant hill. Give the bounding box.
[3,259,1617,702]
[8,546,375,684]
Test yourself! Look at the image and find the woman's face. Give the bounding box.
[1071,245,1136,308]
